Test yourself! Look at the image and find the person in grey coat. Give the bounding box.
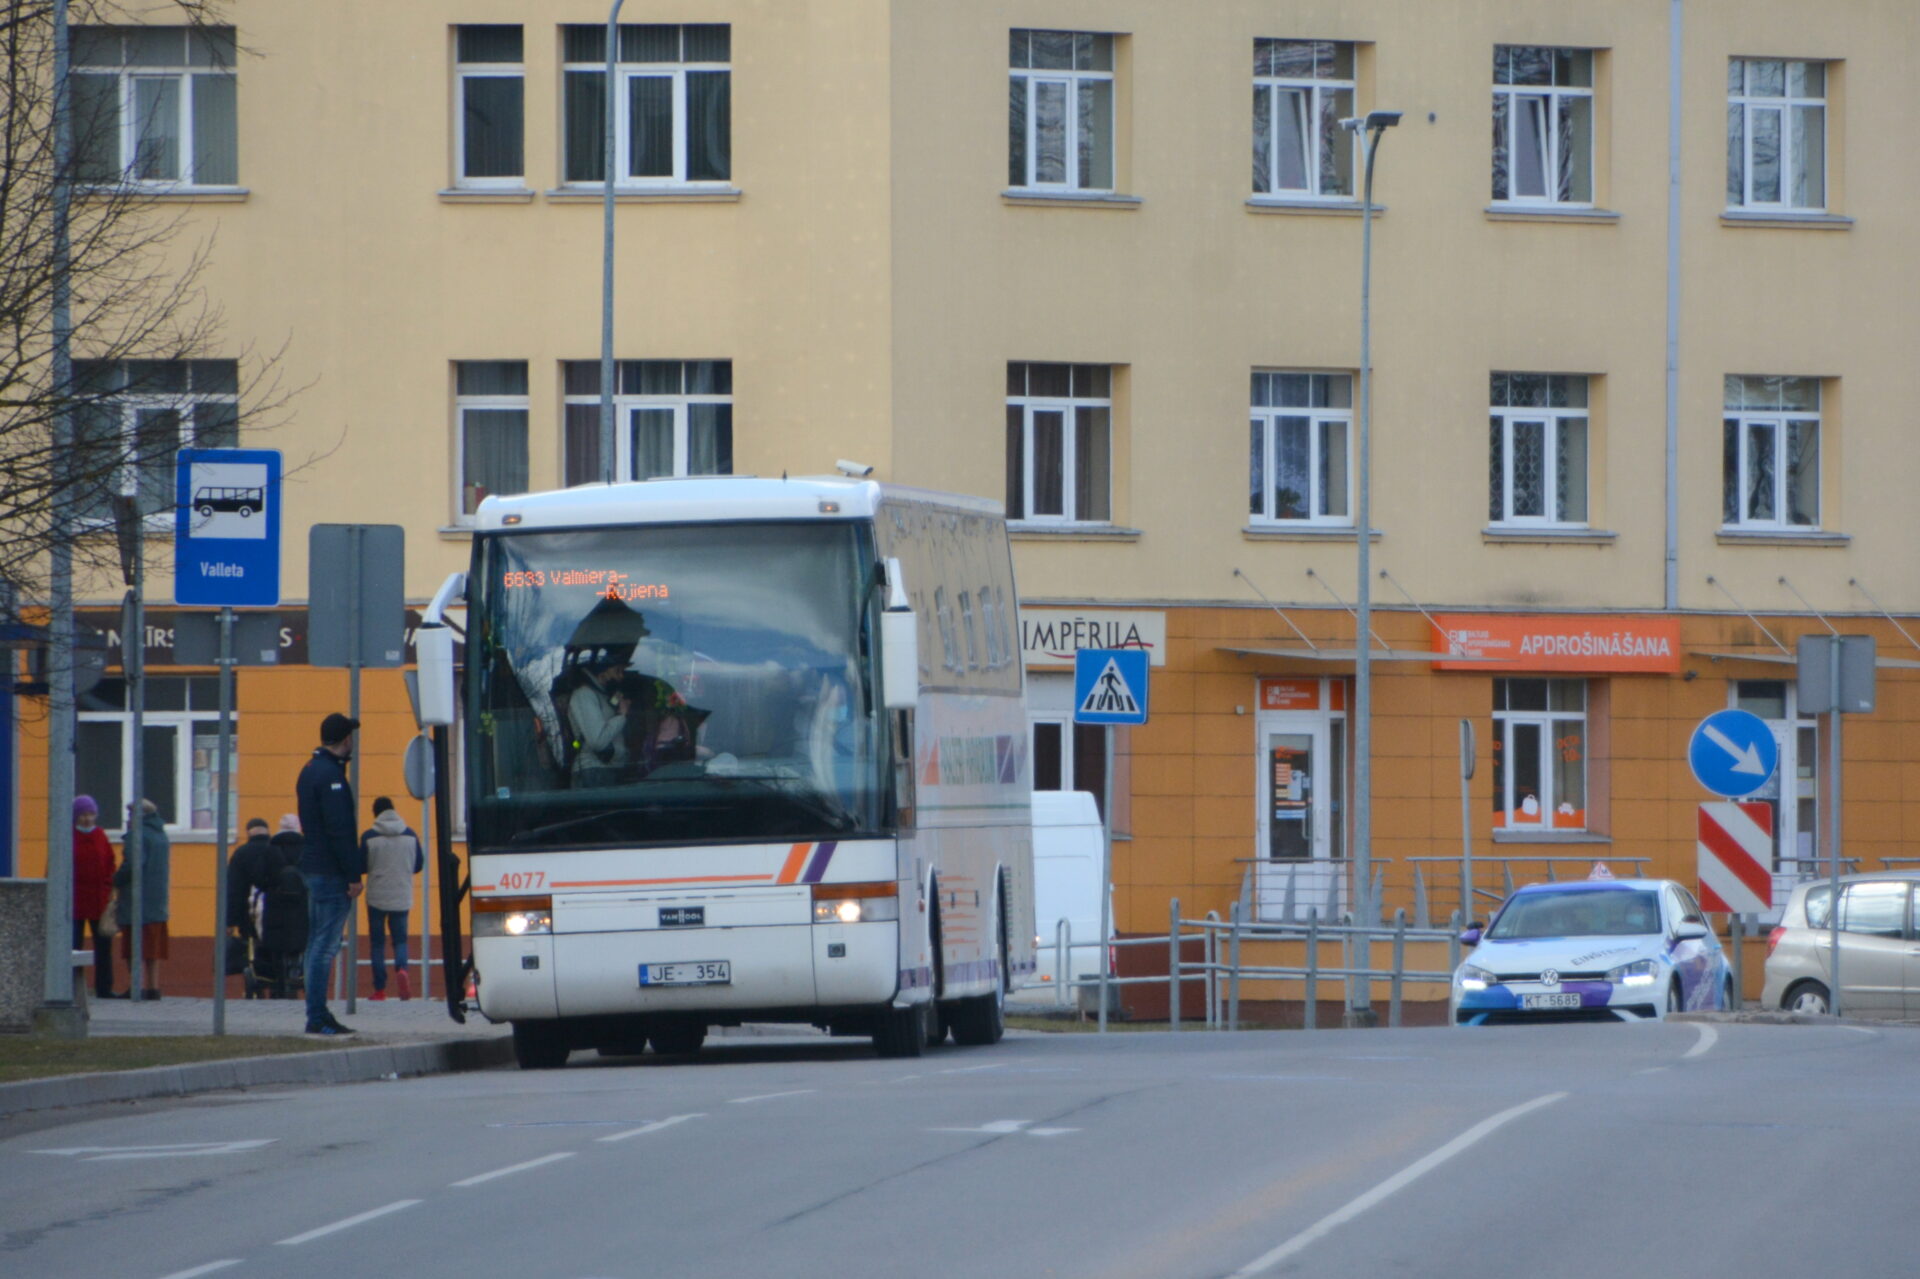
[112,799,171,999]
[359,797,424,1000]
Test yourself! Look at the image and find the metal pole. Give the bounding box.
[1055,918,1068,1009]
[1226,899,1243,1032]
[127,579,144,1000]
[1729,912,1744,1010]
[1350,123,1388,1026]
[420,785,432,998]
[1459,719,1475,922]
[1205,910,1219,1028]
[42,0,77,1010]
[599,0,628,485]
[210,608,234,1033]
[1304,909,1319,1032]
[1097,814,1112,1032]
[1389,909,1406,1028]
[1167,896,1180,1032]
[1827,638,1843,1017]
[344,528,361,1013]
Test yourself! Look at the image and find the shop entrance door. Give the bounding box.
[1254,701,1346,923]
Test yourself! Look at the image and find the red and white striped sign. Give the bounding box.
[1697,802,1773,913]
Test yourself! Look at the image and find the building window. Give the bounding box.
[1723,375,1819,530]
[1250,372,1351,524]
[72,360,239,526]
[561,24,730,186]
[1008,29,1114,192]
[1252,40,1354,198]
[1492,678,1586,831]
[455,361,529,518]
[1006,363,1111,523]
[562,360,732,485]
[1489,373,1588,526]
[1491,45,1592,204]
[77,676,237,836]
[72,25,238,187]
[456,25,524,185]
[1727,59,1825,211]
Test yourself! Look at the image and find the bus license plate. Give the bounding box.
[1521,992,1581,1010]
[640,960,730,987]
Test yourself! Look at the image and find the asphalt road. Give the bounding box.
[2,1020,1912,1279]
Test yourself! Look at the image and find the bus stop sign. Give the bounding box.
[174,448,282,606]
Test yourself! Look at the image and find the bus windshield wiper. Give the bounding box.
[704,772,858,833]
[507,805,680,845]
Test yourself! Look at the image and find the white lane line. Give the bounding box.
[938,1064,1005,1075]
[1228,1092,1567,1277]
[1840,1025,1877,1037]
[596,1113,705,1143]
[728,1089,816,1104]
[156,1262,243,1279]
[1635,1066,1671,1076]
[1683,1024,1719,1059]
[887,1075,924,1083]
[275,1199,421,1246]
[452,1151,576,1187]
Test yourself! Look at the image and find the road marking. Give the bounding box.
[156,1262,242,1279]
[1840,1025,1877,1037]
[1228,1092,1567,1277]
[452,1151,575,1187]
[596,1113,705,1143]
[34,1140,276,1161]
[1683,1024,1719,1059]
[929,1118,1079,1137]
[728,1089,816,1104]
[275,1199,421,1246]
[887,1075,924,1083]
[1636,1066,1671,1075]
[938,1064,1005,1075]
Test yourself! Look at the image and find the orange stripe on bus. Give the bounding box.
[776,842,812,885]
[547,874,775,888]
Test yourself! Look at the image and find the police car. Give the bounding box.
[1451,868,1736,1026]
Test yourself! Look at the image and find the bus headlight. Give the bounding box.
[473,895,553,938]
[811,882,901,924]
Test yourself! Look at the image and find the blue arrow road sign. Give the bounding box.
[1688,708,1778,798]
[174,448,282,607]
[1074,648,1149,725]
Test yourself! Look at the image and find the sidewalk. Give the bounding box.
[1,994,511,1119]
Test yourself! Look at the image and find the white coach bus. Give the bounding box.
[418,476,1034,1068]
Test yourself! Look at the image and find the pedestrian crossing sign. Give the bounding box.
[1074,648,1150,725]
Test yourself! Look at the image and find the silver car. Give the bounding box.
[1761,872,1920,1017]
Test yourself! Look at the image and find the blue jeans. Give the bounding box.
[366,906,409,991]
[303,874,352,1026]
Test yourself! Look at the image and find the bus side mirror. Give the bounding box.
[417,626,456,726]
[881,557,917,711]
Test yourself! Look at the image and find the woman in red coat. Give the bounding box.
[71,795,116,999]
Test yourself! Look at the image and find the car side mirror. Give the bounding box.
[1675,920,1709,942]
[1459,924,1484,946]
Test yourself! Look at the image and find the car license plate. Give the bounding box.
[640,960,730,987]
[1521,992,1581,1010]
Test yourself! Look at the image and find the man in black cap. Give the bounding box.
[295,712,364,1034]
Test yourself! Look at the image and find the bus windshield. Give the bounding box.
[468,521,883,851]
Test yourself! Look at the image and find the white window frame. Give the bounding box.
[79,679,233,839]
[562,33,730,189]
[1006,367,1112,526]
[1727,59,1827,212]
[75,27,237,190]
[454,26,524,188]
[1723,376,1820,531]
[75,362,239,532]
[1009,31,1115,193]
[1492,46,1594,207]
[1252,40,1356,200]
[1250,372,1352,525]
[1489,374,1589,527]
[453,363,529,523]
[562,362,733,484]
[1493,678,1588,832]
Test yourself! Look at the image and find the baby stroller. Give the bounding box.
[246,863,310,1000]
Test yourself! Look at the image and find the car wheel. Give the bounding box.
[1666,981,1684,1015]
[1785,980,1830,1016]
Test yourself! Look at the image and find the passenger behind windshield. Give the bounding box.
[1487,889,1662,940]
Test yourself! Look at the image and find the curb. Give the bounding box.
[0,1035,514,1117]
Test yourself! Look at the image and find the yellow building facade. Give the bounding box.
[14,1,1920,997]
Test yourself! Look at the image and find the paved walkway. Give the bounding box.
[84,993,504,1042]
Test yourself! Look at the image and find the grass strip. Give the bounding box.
[0,1035,334,1084]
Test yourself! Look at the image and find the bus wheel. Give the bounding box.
[949,889,1007,1047]
[872,1003,927,1058]
[649,1021,706,1055]
[512,1020,570,1070]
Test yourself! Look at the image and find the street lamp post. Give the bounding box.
[1340,110,1400,1026]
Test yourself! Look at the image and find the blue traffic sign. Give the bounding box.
[174,448,282,607]
[1688,708,1778,798]
[1074,648,1149,725]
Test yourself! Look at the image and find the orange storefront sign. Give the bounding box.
[1432,614,1681,674]
[1258,678,1347,711]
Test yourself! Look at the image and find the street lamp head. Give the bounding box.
[1364,110,1403,130]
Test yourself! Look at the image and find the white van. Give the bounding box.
[1016,790,1111,1005]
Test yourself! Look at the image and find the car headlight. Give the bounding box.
[1606,958,1659,987]
[1456,964,1496,992]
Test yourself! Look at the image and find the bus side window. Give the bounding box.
[891,709,916,828]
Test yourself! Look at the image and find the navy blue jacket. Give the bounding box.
[295,747,365,883]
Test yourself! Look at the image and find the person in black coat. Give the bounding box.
[226,817,278,938]
[294,713,365,1034]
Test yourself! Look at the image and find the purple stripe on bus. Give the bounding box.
[801,841,837,884]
